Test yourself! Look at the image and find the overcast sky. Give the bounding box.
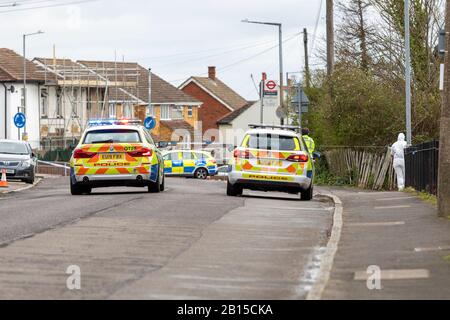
[1,0,327,100]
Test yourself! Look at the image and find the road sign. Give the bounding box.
[14,113,26,129]
[276,107,287,119]
[291,86,310,114]
[264,80,279,97]
[144,116,156,130]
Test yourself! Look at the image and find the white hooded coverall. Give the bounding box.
[391,133,408,191]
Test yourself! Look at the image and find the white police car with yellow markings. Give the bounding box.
[163,150,218,180]
[69,119,165,195]
[227,124,318,201]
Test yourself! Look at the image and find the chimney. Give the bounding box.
[208,66,216,80]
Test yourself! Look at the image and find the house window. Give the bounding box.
[161,105,170,120]
[56,88,63,118]
[124,104,132,118]
[171,105,183,119]
[109,103,116,118]
[148,105,155,116]
[187,106,193,118]
[41,88,48,118]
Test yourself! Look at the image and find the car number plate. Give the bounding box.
[257,159,282,167]
[100,153,125,161]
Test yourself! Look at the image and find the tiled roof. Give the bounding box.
[0,48,46,82]
[182,76,248,111]
[217,102,256,125]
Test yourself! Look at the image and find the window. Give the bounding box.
[56,89,63,117]
[41,88,48,118]
[182,152,194,160]
[161,105,170,120]
[164,152,181,161]
[171,106,183,119]
[148,105,155,116]
[187,106,193,118]
[124,104,132,118]
[143,130,155,146]
[108,103,116,118]
[245,134,300,151]
[83,129,141,144]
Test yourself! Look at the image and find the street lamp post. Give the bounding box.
[404,0,412,145]
[242,19,285,125]
[22,30,44,140]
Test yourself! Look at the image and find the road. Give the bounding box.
[0,177,333,300]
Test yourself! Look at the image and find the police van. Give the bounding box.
[227,124,317,201]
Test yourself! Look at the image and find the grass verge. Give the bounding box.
[404,187,437,206]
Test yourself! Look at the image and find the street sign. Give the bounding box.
[14,113,26,129]
[291,86,310,114]
[264,80,278,97]
[144,116,156,130]
[276,107,287,119]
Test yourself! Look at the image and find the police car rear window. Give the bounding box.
[245,134,300,151]
[83,130,141,144]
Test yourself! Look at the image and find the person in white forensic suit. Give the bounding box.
[391,133,408,191]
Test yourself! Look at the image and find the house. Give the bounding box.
[34,58,201,144]
[0,48,46,148]
[179,66,248,139]
[217,100,280,147]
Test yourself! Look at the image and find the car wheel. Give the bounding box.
[195,168,208,180]
[148,173,161,193]
[160,174,165,192]
[300,185,314,201]
[227,180,243,197]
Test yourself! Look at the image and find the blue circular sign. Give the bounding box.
[14,113,26,129]
[144,116,156,130]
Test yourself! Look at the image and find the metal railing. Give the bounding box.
[405,140,439,195]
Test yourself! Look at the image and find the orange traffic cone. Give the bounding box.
[0,169,9,188]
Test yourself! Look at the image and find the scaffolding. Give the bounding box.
[35,57,146,145]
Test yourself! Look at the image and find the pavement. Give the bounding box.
[0,176,334,300]
[320,187,450,300]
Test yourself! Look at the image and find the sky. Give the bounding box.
[0,0,327,100]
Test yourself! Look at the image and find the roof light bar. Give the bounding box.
[87,119,143,127]
[248,124,301,132]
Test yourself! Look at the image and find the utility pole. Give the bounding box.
[326,0,334,77]
[438,0,450,218]
[405,0,412,146]
[303,28,310,88]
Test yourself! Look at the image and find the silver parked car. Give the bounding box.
[0,140,37,184]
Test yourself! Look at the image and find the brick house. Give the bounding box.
[179,66,248,139]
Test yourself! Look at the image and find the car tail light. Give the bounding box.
[287,154,309,162]
[73,149,96,159]
[129,148,153,157]
[234,149,252,159]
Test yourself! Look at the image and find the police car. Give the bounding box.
[227,124,317,201]
[162,150,218,179]
[69,119,165,195]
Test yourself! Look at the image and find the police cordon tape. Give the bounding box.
[37,161,71,176]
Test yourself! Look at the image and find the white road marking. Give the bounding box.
[376,196,416,201]
[347,221,405,227]
[414,245,450,252]
[354,269,430,281]
[249,206,334,212]
[374,205,411,210]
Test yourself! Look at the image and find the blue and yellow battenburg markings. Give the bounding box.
[164,152,217,176]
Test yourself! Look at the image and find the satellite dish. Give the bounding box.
[9,85,15,93]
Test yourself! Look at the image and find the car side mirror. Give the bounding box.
[31,152,37,158]
[312,152,321,159]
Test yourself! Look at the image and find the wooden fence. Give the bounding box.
[324,148,397,190]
